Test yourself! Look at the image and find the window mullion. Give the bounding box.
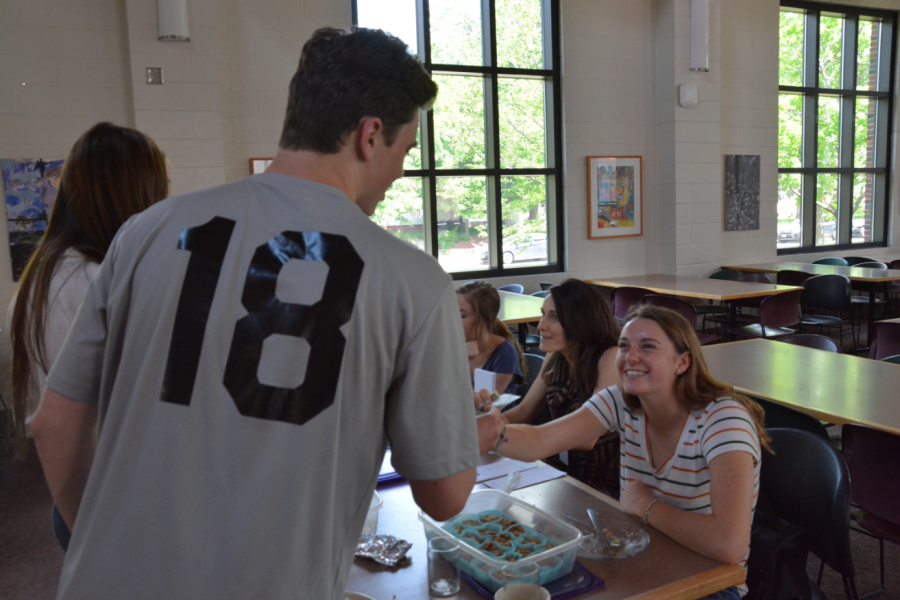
[803,11,819,88]
[841,15,858,90]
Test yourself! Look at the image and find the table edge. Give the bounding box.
[626,565,746,600]
[585,278,800,301]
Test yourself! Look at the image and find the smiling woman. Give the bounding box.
[477,279,622,497]
[486,304,772,597]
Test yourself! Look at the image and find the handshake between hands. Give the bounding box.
[475,388,508,455]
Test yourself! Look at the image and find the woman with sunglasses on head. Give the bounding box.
[482,304,769,598]
[478,279,621,497]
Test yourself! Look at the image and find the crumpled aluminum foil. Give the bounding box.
[356,534,413,567]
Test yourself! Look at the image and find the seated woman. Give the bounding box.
[487,304,769,596]
[457,281,525,395]
[481,279,621,497]
[7,122,168,549]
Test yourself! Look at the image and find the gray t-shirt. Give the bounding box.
[47,174,480,600]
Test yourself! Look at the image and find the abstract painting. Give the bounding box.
[2,158,63,280]
[587,156,642,239]
[724,155,760,231]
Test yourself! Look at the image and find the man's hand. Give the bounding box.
[476,407,506,455]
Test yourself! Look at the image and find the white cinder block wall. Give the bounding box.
[2,0,900,394]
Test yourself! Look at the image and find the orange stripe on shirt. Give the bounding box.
[672,465,709,474]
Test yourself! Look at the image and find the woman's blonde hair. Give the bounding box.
[620,303,772,453]
[455,281,526,375]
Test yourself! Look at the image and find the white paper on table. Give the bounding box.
[476,458,539,483]
[473,368,497,394]
[482,465,566,491]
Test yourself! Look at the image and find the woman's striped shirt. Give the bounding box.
[584,386,761,595]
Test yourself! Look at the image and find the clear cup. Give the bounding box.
[427,537,460,597]
[499,562,543,600]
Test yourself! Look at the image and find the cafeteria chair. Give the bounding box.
[497,284,524,294]
[729,288,804,341]
[841,424,900,599]
[641,295,719,345]
[779,333,840,353]
[516,353,545,398]
[751,396,829,440]
[843,256,876,267]
[881,354,900,365]
[698,269,743,331]
[867,321,900,361]
[800,274,853,350]
[812,257,850,266]
[845,261,889,341]
[706,272,773,332]
[539,282,553,291]
[760,429,859,600]
[530,290,549,299]
[610,286,654,323]
[888,259,900,315]
[777,270,815,287]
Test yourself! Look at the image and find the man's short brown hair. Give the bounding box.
[279,27,438,153]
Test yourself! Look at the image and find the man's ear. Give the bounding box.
[356,117,384,162]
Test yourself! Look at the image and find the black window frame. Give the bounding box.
[778,0,897,255]
[353,0,565,279]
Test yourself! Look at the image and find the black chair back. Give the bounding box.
[518,353,545,397]
[760,429,854,579]
[776,270,814,286]
[801,274,851,312]
[497,284,524,294]
[778,333,840,353]
[752,397,829,440]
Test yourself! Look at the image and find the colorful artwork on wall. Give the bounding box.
[1,158,64,281]
[586,156,642,239]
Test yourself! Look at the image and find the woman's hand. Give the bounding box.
[474,388,493,412]
[466,341,480,359]
[620,479,657,520]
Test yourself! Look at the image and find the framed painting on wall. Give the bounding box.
[586,156,642,239]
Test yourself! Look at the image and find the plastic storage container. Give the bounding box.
[418,490,582,593]
[362,490,383,535]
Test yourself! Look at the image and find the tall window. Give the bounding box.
[354,0,564,277]
[778,2,895,253]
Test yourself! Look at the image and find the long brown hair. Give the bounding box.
[455,281,526,376]
[9,122,168,457]
[544,279,620,395]
[620,304,772,452]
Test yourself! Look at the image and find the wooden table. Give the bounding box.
[703,338,900,435]
[345,477,744,600]
[723,262,900,341]
[587,274,800,333]
[499,290,544,346]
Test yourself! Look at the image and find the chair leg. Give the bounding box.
[817,559,825,585]
[858,537,887,600]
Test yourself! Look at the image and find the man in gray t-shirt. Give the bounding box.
[33,28,499,600]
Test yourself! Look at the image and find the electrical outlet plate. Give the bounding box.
[146,68,164,84]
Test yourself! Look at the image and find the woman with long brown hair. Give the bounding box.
[478,279,621,496]
[489,304,770,598]
[456,281,525,394]
[8,122,168,457]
